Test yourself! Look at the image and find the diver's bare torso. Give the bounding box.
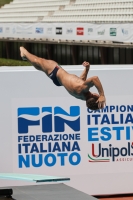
[56,68,87,100]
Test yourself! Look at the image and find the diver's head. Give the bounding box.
[86,93,99,110]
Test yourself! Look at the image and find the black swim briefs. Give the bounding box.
[48,66,62,86]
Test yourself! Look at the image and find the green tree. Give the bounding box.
[0,0,13,8]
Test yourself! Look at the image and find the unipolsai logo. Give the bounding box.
[17,106,81,168]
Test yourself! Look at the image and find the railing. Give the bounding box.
[0,40,133,65]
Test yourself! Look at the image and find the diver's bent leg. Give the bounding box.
[20,47,57,74]
[20,46,44,71]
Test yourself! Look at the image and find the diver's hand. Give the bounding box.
[82,61,90,69]
[96,95,106,109]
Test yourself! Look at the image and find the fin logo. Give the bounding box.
[18,106,80,134]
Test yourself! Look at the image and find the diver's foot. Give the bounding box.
[20,46,27,61]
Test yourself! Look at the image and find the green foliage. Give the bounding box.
[0,58,32,66]
[0,0,13,7]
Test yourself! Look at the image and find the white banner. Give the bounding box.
[0,65,133,195]
[0,23,133,42]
